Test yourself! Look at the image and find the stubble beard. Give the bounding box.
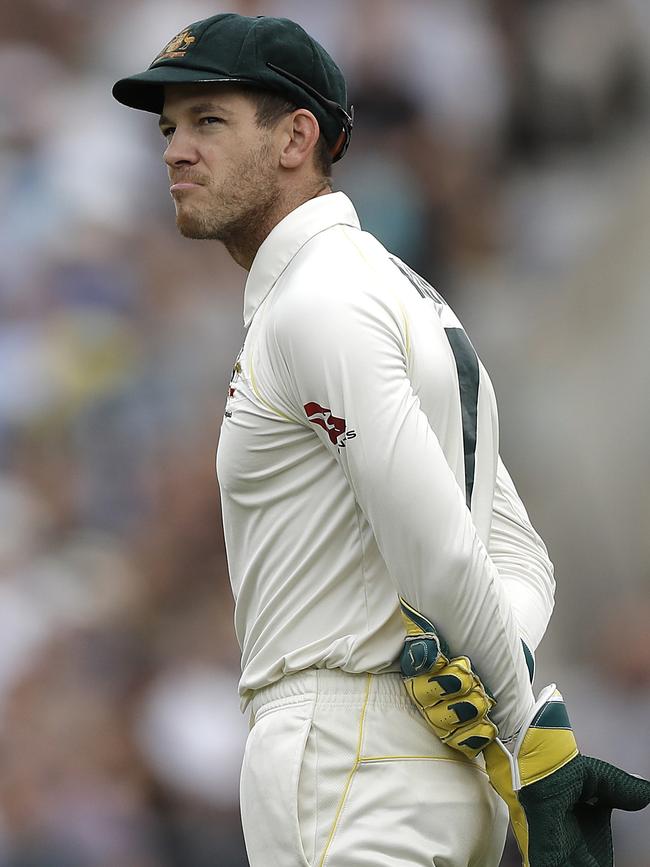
[174,140,281,250]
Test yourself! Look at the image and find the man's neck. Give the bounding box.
[225,182,332,271]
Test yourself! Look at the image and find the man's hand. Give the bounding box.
[398,598,498,759]
[398,601,650,865]
[485,684,650,867]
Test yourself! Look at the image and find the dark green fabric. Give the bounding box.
[398,600,439,637]
[430,673,463,696]
[519,754,650,866]
[448,700,480,723]
[112,13,349,151]
[531,699,572,730]
[444,327,479,509]
[459,734,493,752]
[399,636,442,677]
[522,639,535,682]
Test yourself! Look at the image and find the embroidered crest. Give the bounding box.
[153,28,196,63]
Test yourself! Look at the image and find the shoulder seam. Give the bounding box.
[247,351,300,423]
[339,226,411,359]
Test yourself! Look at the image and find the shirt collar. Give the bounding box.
[242,191,360,326]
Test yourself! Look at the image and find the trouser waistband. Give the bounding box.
[250,668,409,717]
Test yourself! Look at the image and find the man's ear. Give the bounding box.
[279,109,321,170]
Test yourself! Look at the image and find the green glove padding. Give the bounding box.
[485,685,650,867]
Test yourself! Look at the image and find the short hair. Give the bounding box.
[241,86,333,179]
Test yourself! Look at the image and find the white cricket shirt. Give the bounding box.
[216,192,554,738]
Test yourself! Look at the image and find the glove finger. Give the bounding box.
[406,676,455,710]
[431,688,493,726]
[442,718,498,758]
[409,657,478,706]
[582,756,650,812]
[427,656,477,700]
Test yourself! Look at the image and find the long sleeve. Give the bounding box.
[489,458,555,652]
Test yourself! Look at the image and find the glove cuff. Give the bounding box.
[504,683,579,790]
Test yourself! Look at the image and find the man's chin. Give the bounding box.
[176,214,217,240]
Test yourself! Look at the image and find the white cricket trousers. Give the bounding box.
[241,669,508,867]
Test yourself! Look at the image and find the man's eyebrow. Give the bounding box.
[158,102,232,127]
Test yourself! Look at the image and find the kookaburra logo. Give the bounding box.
[304,402,356,448]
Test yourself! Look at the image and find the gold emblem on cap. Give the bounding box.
[153,29,196,63]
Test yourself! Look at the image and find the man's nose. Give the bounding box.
[164,129,199,168]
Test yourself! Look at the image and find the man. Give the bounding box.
[113,13,650,867]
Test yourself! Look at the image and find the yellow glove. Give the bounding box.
[399,598,498,759]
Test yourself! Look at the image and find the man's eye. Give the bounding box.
[200,116,223,126]
[161,127,175,140]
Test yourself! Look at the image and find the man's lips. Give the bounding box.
[170,182,203,193]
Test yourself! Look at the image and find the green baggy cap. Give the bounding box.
[112,13,353,161]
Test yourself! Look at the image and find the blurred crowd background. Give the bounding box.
[1,0,650,864]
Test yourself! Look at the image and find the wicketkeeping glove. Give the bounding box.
[398,599,650,866]
[484,684,650,867]
[398,597,498,759]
